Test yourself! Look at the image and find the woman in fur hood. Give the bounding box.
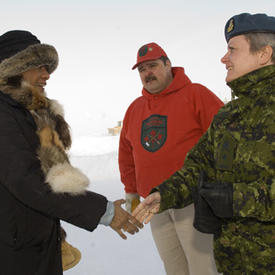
[0,30,142,275]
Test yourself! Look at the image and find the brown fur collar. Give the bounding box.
[1,83,89,194]
[0,81,48,110]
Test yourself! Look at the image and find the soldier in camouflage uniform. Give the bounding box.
[133,13,275,275]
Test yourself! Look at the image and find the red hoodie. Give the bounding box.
[119,67,224,197]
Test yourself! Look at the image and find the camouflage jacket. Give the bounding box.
[154,65,275,274]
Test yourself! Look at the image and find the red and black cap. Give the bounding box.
[132,42,168,70]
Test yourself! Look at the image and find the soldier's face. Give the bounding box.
[221,35,263,83]
[138,59,173,94]
[22,66,50,93]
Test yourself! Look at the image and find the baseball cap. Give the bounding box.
[132,42,167,70]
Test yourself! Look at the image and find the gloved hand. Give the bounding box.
[200,181,233,218]
[125,193,140,213]
[192,173,223,235]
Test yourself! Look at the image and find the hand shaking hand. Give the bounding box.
[132,192,161,224]
[110,199,143,240]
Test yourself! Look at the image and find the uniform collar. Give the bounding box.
[227,65,275,98]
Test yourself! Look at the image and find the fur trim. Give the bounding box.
[0,81,81,194]
[0,43,58,80]
[22,81,49,110]
[53,114,71,149]
[50,99,64,117]
[46,162,90,195]
[47,100,72,149]
[32,103,71,150]
[0,82,49,110]
[38,145,69,174]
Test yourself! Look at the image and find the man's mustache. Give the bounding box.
[145,75,157,83]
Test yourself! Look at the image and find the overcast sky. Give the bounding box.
[2,0,275,137]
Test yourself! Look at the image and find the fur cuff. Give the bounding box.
[46,162,89,195]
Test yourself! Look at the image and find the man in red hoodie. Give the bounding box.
[119,42,223,275]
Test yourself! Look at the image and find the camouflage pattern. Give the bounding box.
[153,65,275,274]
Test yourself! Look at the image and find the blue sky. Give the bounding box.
[2,0,275,136]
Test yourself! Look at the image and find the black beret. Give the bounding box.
[225,13,275,42]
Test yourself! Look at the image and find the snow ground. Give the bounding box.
[63,135,166,275]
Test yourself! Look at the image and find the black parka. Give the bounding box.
[0,91,108,275]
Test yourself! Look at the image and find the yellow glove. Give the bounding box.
[125,193,140,213]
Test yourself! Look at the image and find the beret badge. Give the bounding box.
[227,19,234,33]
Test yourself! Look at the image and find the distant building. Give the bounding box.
[108,121,122,136]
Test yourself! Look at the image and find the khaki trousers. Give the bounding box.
[150,204,220,275]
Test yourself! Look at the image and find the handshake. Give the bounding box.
[110,192,161,240]
[109,193,144,239]
[109,198,143,239]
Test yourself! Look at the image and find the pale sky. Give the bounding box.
[2,0,275,137]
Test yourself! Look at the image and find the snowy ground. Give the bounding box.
[63,135,166,275]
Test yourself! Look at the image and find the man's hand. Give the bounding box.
[109,199,143,240]
[132,192,161,224]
